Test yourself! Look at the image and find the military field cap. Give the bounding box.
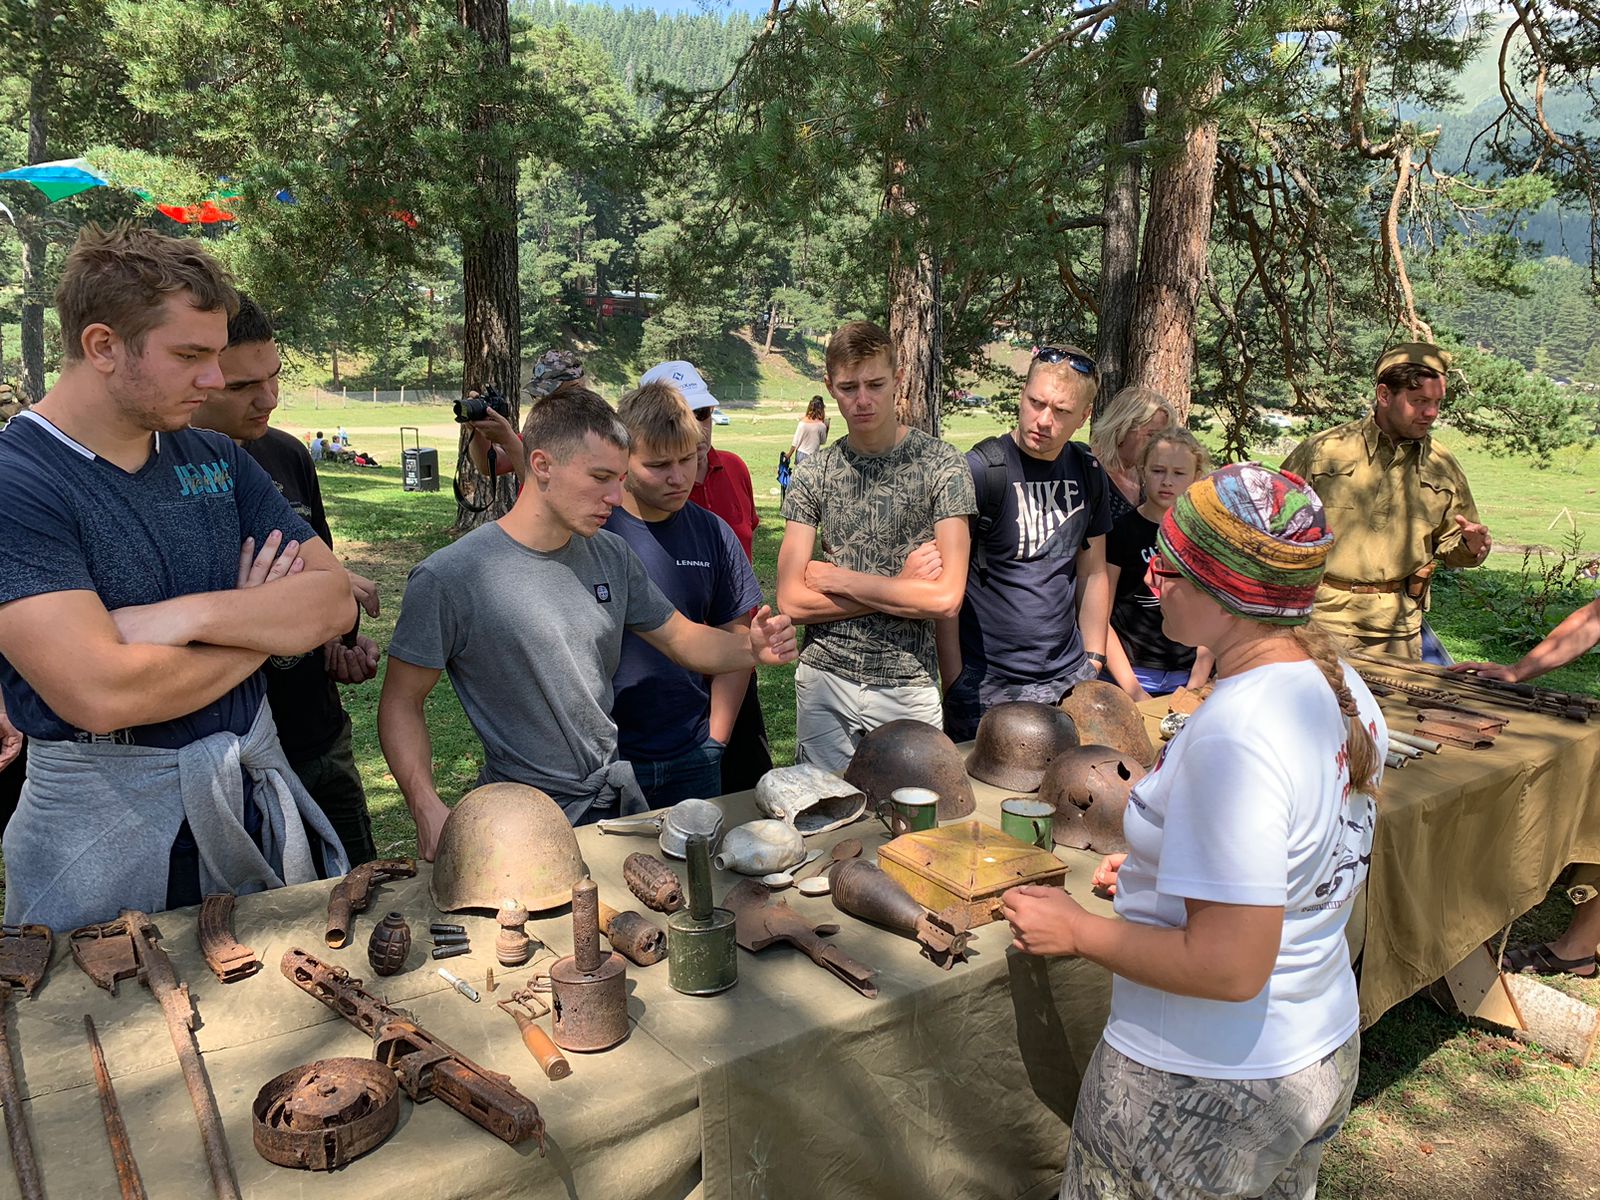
[1374,342,1450,380]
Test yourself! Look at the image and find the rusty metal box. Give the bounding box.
[877,821,1068,928]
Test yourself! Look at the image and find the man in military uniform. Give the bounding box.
[1281,343,1493,661]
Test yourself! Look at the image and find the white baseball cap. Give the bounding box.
[640,360,718,411]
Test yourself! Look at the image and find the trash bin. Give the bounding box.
[400,426,439,493]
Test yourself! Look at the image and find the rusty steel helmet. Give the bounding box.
[844,719,976,821]
[965,702,1079,793]
[1039,745,1146,854]
[1058,680,1156,767]
[430,782,586,913]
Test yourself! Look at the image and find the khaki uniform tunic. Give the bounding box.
[1281,414,1480,659]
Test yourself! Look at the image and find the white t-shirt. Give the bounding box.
[1104,658,1386,1080]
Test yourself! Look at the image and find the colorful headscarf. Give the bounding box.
[1157,462,1332,625]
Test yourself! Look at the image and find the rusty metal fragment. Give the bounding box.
[280,948,545,1150]
[251,1057,400,1171]
[70,918,142,996]
[84,1015,147,1199]
[497,986,571,1080]
[0,925,52,999]
[0,983,42,1200]
[597,899,668,966]
[549,879,630,1052]
[829,859,971,970]
[198,894,260,984]
[623,853,685,913]
[724,879,879,998]
[325,858,417,949]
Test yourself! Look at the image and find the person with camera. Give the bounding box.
[379,383,797,854]
[605,381,762,806]
[190,295,382,865]
[0,227,353,931]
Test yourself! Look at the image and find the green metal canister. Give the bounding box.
[667,834,738,996]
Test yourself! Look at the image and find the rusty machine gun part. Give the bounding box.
[624,853,685,914]
[0,983,42,1200]
[495,899,534,967]
[1355,652,1598,722]
[828,860,971,970]
[724,879,880,998]
[279,948,545,1150]
[251,1057,400,1171]
[597,899,668,966]
[0,925,52,999]
[496,986,572,1080]
[84,1015,147,1200]
[549,879,630,1052]
[666,834,738,996]
[325,858,417,949]
[69,912,241,1200]
[197,894,260,984]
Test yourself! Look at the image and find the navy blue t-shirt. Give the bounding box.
[0,412,317,746]
[605,501,762,763]
[957,435,1113,686]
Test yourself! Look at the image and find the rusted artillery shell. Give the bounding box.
[624,853,686,913]
[252,1058,400,1171]
[598,901,668,967]
[367,913,411,977]
[830,859,970,969]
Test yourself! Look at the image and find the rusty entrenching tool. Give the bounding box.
[723,879,879,998]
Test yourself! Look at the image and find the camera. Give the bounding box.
[454,385,511,424]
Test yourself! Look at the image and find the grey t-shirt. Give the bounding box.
[781,427,977,687]
[388,523,676,803]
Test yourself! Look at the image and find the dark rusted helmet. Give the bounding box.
[844,719,976,821]
[1039,745,1146,854]
[965,702,1079,793]
[1058,680,1155,767]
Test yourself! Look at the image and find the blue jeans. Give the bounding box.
[630,739,725,807]
[1131,665,1192,697]
[1419,620,1453,666]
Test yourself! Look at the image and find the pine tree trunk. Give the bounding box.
[19,52,49,406]
[453,0,522,532]
[1125,75,1221,424]
[1093,7,1147,414]
[331,344,341,388]
[888,241,942,436]
[762,300,778,356]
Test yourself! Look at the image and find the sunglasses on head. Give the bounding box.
[1035,345,1097,376]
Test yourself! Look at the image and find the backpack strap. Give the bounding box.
[969,436,1011,576]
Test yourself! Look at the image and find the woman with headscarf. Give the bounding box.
[1004,463,1387,1200]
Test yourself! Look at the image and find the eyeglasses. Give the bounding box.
[1147,553,1182,579]
[1034,345,1097,376]
[692,407,715,422]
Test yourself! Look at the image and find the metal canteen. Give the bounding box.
[598,797,724,860]
[713,820,806,876]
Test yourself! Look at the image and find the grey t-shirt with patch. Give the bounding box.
[781,427,977,687]
[388,523,676,803]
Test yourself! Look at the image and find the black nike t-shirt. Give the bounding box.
[1106,508,1195,672]
[245,427,348,760]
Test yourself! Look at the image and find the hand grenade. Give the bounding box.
[367,912,411,976]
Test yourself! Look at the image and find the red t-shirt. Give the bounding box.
[691,447,759,561]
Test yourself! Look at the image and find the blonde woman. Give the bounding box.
[1090,386,1178,520]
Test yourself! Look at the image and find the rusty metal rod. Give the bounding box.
[84,1016,146,1200]
[0,983,42,1200]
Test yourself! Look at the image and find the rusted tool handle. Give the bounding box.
[517,1015,572,1081]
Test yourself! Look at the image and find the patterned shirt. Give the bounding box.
[781,427,977,687]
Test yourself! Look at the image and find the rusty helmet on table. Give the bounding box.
[1058,680,1156,767]
[843,719,976,821]
[430,782,586,913]
[1038,744,1146,854]
[965,701,1079,793]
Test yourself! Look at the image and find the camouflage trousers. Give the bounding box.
[1061,1033,1360,1200]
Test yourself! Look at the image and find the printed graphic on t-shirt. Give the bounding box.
[1012,478,1086,559]
[173,460,235,497]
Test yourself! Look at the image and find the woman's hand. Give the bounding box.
[1001,884,1088,957]
[1092,853,1127,898]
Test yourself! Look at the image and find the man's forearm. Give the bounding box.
[821,569,963,621]
[1513,598,1600,681]
[185,570,357,654]
[776,581,873,625]
[378,693,441,816]
[62,643,266,735]
[935,616,962,691]
[665,624,762,676]
[708,669,748,743]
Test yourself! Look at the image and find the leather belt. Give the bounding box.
[1322,576,1406,595]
